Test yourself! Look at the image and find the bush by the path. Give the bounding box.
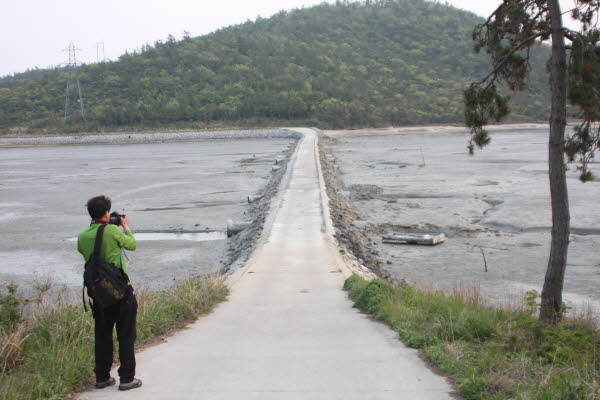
[0,276,228,400]
[344,275,599,399]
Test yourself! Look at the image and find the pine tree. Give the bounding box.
[464,0,600,323]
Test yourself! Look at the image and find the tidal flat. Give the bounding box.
[0,131,297,295]
[326,127,600,317]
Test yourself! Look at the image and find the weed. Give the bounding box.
[0,284,23,330]
[524,289,541,316]
[0,323,29,374]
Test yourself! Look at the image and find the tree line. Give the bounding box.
[0,0,551,132]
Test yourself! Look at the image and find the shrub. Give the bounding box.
[0,284,23,330]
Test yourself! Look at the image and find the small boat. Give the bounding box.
[382,232,445,246]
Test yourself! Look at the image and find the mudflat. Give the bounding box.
[0,134,296,294]
[325,127,600,316]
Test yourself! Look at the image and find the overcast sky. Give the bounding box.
[0,0,580,77]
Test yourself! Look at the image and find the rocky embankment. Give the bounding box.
[225,134,300,273]
[318,133,392,283]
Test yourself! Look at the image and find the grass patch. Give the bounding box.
[0,276,228,400]
[344,275,600,400]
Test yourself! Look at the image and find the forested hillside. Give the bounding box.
[0,0,550,132]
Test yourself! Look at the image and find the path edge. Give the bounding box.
[224,129,304,285]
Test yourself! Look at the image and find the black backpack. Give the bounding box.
[82,224,130,311]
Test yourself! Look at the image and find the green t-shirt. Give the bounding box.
[77,224,136,281]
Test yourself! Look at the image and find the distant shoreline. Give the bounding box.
[325,122,560,137]
[1,122,582,146]
[0,128,299,147]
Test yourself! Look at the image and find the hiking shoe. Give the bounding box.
[95,377,115,389]
[118,378,142,391]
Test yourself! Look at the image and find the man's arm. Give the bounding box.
[115,215,136,251]
[115,229,136,251]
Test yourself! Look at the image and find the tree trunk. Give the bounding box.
[539,0,570,324]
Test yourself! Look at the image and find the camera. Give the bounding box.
[109,211,126,226]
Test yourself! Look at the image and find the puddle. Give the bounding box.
[473,180,499,186]
[140,202,240,211]
[135,232,228,241]
[571,228,600,236]
[68,231,227,242]
[483,199,504,206]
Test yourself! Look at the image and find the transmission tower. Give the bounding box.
[63,41,86,124]
[96,41,105,62]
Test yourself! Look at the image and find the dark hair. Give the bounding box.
[86,195,111,219]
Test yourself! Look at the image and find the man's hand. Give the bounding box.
[121,214,130,231]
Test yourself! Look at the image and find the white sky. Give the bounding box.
[0,0,581,77]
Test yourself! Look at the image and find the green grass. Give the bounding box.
[0,276,228,400]
[344,275,600,400]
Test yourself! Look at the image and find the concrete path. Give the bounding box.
[79,128,456,399]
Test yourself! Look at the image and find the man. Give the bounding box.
[77,195,142,391]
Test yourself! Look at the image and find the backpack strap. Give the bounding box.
[93,224,106,257]
[83,224,106,312]
[82,286,88,312]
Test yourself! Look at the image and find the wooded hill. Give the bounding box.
[0,0,551,132]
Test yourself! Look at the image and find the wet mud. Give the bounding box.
[321,128,600,318]
[0,131,299,299]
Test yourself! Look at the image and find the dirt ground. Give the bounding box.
[321,126,600,318]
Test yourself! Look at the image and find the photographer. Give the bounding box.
[77,195,142,391]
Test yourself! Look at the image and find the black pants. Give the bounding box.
[93,290,137,383]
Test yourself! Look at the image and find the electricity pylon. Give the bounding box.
[63,41,86,124]
[96,41,105,62]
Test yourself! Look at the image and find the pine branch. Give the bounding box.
[476,30,551,87]
[562,27,585,43]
